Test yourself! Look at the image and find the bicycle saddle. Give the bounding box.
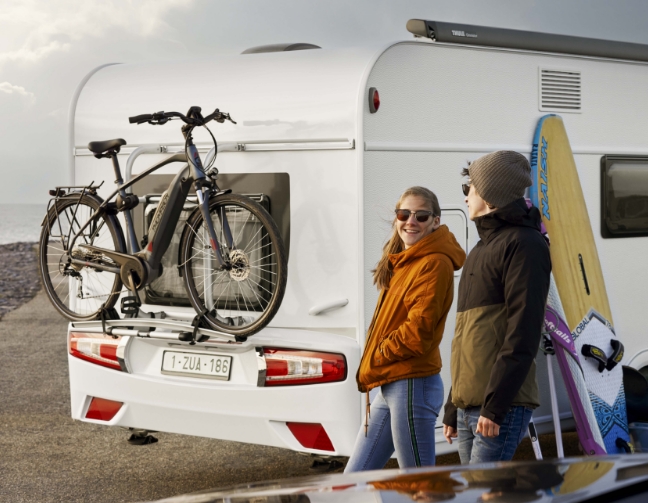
[88,138,127,156]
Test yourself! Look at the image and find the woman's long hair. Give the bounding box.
[372,186,441,290]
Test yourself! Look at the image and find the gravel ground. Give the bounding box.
[0,242,41,319]
[0,243,580,502]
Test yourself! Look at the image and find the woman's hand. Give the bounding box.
[443,424,457,444]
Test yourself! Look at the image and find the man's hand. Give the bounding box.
[476,416,500,437]
[443,424,458,444]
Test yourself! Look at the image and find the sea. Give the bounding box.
[0,204,47,245]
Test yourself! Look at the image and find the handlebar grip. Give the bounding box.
[129,114,153,124]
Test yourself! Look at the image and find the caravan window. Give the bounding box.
[601,156,648,238]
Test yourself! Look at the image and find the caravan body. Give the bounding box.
[69,29,648,456]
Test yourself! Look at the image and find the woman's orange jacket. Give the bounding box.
[357,225,466,392]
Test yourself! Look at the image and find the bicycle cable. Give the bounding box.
[183,123,218,175]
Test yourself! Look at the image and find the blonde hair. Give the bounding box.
[372,186,441,290]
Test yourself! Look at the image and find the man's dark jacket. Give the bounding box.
[443,198,551,427]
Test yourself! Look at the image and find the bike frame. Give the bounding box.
[66,128,234,289]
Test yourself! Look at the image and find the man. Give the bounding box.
[443,150,551,464]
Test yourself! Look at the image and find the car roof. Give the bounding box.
[143,453,648,503]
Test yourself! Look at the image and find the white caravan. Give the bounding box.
[67,20,648,457]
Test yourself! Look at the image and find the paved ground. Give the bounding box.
[0,291,320,503]
[0,289,580,502]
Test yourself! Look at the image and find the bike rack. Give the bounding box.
[71,317,238,343]
[123,142,244,190]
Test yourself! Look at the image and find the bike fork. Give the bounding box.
[186,139,235,268]
[196,186,234,267]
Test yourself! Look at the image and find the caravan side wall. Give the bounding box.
[362,41,648,445]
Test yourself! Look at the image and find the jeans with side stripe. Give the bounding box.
[344,374,444,472]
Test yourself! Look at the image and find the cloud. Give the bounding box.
[0,81,35,102]
[0,0,193,66]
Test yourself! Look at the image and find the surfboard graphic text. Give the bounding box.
[540,136,550,220]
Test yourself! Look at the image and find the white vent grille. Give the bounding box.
[539,68,581,113]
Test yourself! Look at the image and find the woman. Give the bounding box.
[345,186,466,471]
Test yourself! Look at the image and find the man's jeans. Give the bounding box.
[345,374,444,472]
[457,406,533,464]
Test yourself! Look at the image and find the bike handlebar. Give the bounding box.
[128,114,153,124]
[128,107,236,126]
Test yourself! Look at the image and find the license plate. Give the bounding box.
[161,351,232,380]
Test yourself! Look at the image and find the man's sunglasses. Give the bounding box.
[395,209,435,223]
[462,183,471,197]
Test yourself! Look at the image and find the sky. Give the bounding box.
[2,0,648,204]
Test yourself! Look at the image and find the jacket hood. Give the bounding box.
[474,198,542,243]
[389,224,466,271]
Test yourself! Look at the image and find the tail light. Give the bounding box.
[262,348,346,386]
[287,422,334,451]
[69,332,123,371]
[85,397,123,421]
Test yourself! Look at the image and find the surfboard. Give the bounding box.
[529,114,631,455]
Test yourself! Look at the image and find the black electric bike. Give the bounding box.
[39,107,287,339]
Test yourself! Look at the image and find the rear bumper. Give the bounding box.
[69,328,361,456]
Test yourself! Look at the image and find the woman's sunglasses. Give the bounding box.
[462,183,471,197]
[395,209,435,223]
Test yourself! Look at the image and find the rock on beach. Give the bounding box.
[0,242,41,319]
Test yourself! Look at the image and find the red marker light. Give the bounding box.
[369,87,380,113]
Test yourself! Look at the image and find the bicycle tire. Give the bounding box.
[180,193,288,338]
[39,193,126,321]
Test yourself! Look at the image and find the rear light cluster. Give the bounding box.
[263,348,346,386]
[69,332,123,371]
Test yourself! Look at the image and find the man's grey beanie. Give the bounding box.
[469,150,532,208]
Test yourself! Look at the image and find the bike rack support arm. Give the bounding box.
[204,142,245,167]
[124,145,166,194]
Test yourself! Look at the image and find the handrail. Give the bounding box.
[308,299,349,316]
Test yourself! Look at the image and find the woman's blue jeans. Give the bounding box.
[457,406,533,464]
[344,374,444,472]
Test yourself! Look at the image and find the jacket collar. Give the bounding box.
[473,198,542,244]
[388,225,456,269]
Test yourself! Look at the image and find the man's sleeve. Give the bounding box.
[480,237,551,425]
[443,388,458,428]
[378,259,453,363]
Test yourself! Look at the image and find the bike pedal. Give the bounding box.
[121,296,141,316]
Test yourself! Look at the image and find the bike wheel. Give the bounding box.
[180,193,288,338]
[39,194,126,321]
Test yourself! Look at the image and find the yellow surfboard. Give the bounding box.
[532,116,610,325]
[530,115,631,454]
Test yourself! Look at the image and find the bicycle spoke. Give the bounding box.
[249,252,276,265]
[243,276,267,309]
